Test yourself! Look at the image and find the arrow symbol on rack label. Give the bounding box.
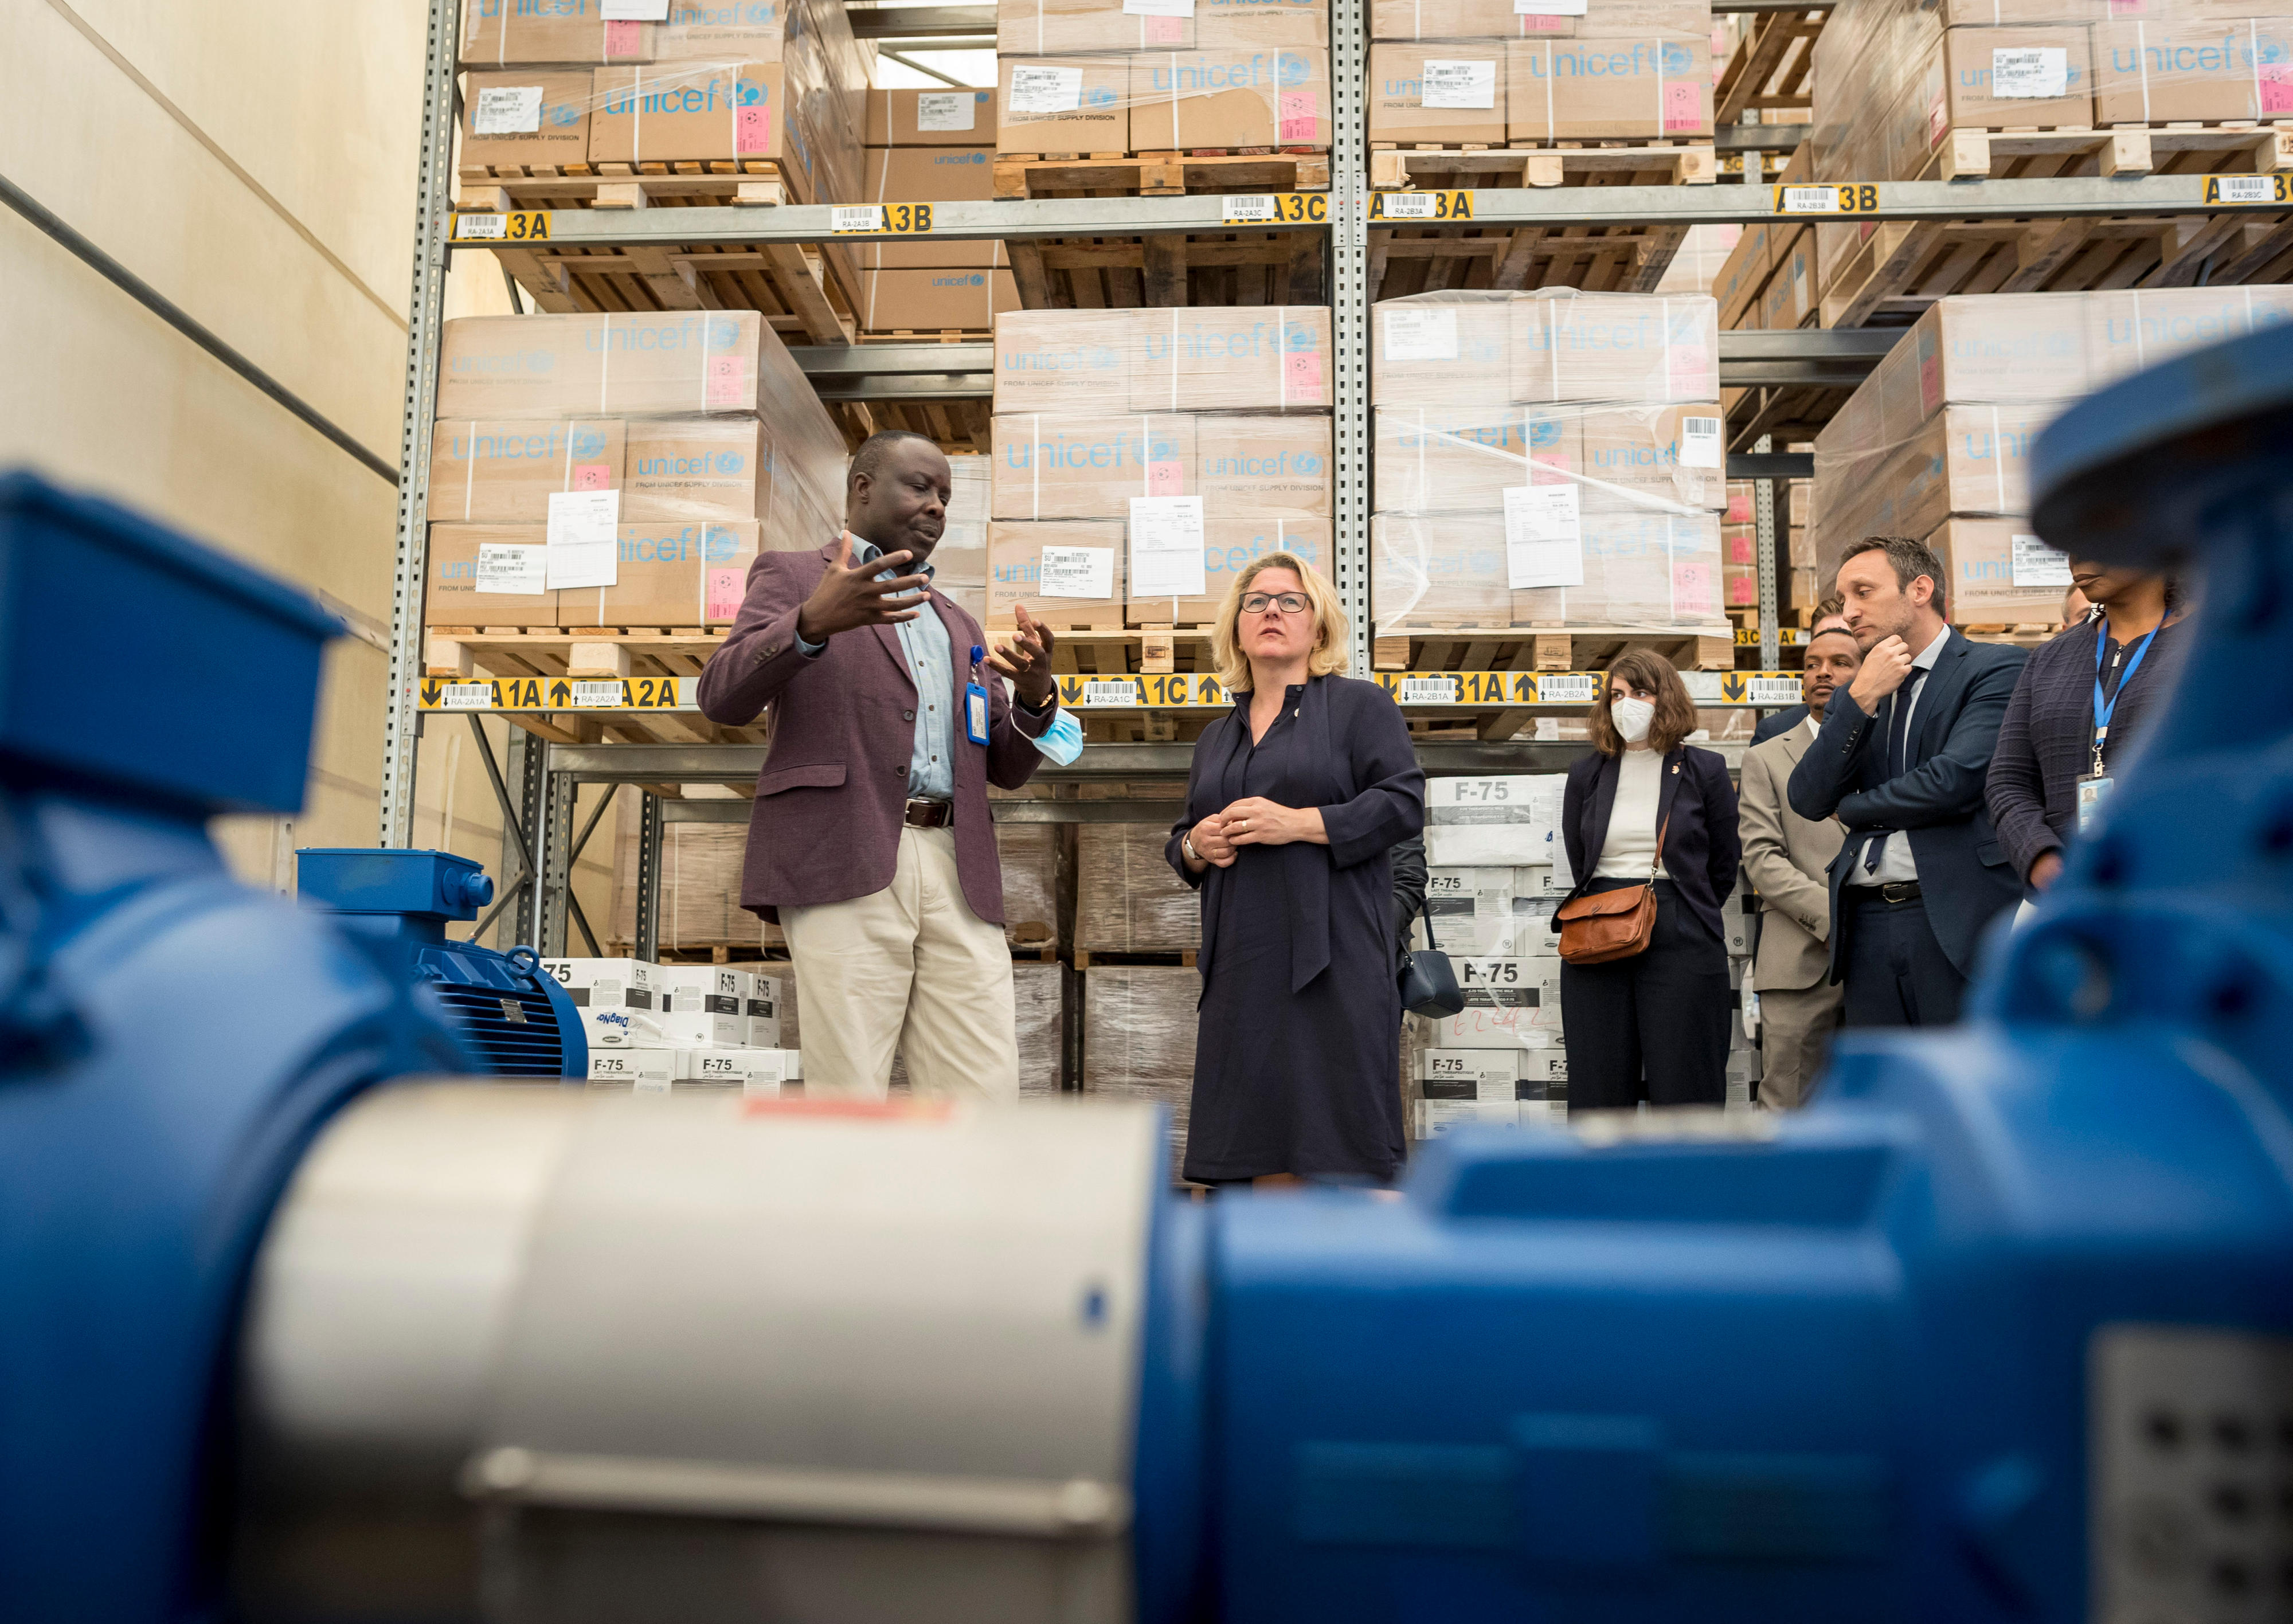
[549,680,572,707]
[1722,674,1748,702]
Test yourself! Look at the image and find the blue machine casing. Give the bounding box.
[296,847,585,1077]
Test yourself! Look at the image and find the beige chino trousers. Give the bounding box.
[778,825,1020,1102]
[1756,979,1845,1110]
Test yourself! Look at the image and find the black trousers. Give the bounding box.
[1559,879,1731,1112]
[1841,891,1967,1027]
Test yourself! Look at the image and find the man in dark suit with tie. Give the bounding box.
[1789,537,2027,1027]
[1750,599,1849,745]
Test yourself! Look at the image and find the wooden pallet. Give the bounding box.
[1011,230,1325,310]
[457,159,789,211]
[1819,123,2293,328]
[484,238,851,344]
[425,627,726,679]
[1371,627,1737,673]
[1365,143,1711,300]
[994,148,1331,199]
[1715,7,1823,128]
[828,398,993,456]
[1074,949,1198,969]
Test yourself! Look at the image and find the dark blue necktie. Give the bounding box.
[1863,668,1927,874]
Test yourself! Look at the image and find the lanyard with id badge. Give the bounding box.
[2080,623,2160,831]
[965,644,990,747]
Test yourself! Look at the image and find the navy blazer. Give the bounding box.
[1556,744,1742,946]
[1787,627,2028,981]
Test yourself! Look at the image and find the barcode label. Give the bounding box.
[441,682,493,710]
[1379,191,1438,218]
[456,213,508,239]
[1082,679,1138,707]
[1399,676,1460,704]
[571,680,624,707]
[1222,194,1277,221]
[1537,674,1598,703]
[831,204,886,232]
[1780,185,1838,213]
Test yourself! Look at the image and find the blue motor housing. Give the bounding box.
[296,847,585,1078]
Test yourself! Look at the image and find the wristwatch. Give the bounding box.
[1183,832,1200,864]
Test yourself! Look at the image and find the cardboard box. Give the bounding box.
[1714,220,1774,330]
[2084,284,2293,386]
[2087,19,2292,121]
[654,966,749,1047]
[654,1,792,62]
[1196,0,1333,49]
[988,520,1128,627]
[866,87,999,144]
[1124,515,1333,625]
[1759,227,1814,330]
[1506,37,1712,141]
[859,147,1003,269]
[545,958,662,1048]
[427,420,626,524]
[1373,0,1707,37]
[1368,43,1508,145]
[438,312,766,418]
[589,61,784,165]
[1929,517,2077,624]
[1933,26,2094,133]
[1371,298,1513,406]
[1127,49,1332,149]
[1374,406,1578,513]
[1423,867,1520,958]
[460,3,653,65]
[992,308,1137,413]
[1196,416,1333,517]
[556,519,761,628]
[1511,293,1721,403]
[457,71,593,170]
[1579,403,1729,511]
[853,267,1022,332]
[1127,306,1333,412]
[624,420,764,526]
[1416,1047,1526,1101]
[1373,501,1725,631]
[996,56,1132,155]
[684,1048,797,1095]
[1419,957,1564,1049]
[992,414,1198,520]
[1001,0,1199,52]
[587,1048,688,1087]
[424,524,557,628]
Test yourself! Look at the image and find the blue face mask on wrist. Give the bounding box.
[1030,707,1084,766]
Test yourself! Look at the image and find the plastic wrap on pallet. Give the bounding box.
[991,308,1336,416]
[992,49,1333,154]
[1370,0,1707,41]
[997,821,1063,950]
[1077,824,1202,952]
[1082,965,1198,1180]
[935,457,993,624]
[1372,503,1724,634]
[460,2,816,65]
[1000,0,1331,53]
[1365,38,1713,143]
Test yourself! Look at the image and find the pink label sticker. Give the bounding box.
[1145,14,1184,42]
[1147,459,1184,496]
[2261,64,2293,114]
[1284,350,1324,400]
[1668,345,1711,395]
[1662,81,1703,133]
[707,568,746,623]
[1279,91,1317,143]
[707,355,748,407]
[737,104,772,154]
[573,463,611,491]
[1727,531,1755,565]
[605,19,643,54]
[1726,572,1757,606]
[1724,492,1752,523]
[1928,91,1948,148]
[1529,452,1572,486]
[1519,14,1565,31]
[1672,561,1717,617]
[2107,0,2150,14]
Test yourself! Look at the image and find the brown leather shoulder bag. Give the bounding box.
[1555,810,1671,965]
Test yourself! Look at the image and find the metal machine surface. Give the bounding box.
[5,316,2293,1623]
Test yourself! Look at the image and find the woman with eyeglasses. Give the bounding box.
[1165,554,1425,1188]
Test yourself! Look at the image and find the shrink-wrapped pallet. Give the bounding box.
[1077,824,1202,952]
[992,48,1332,154]
[996,821,1063,950]
[891,961,1066,1095]
[992,307,1335,416]
[1083,965,1199,1179]
[934,456,992,624]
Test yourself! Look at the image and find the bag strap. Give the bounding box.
[1414,890,1439,952]
[1646,810,1672,884]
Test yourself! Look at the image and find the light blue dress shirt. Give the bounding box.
[796,534,956,801]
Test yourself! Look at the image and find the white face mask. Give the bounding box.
[1611,696,1655,743]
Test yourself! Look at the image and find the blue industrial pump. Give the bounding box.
[295,847,585,1078]
[5,314,2293,1624]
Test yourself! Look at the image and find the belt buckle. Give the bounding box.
[1881,881,1914,905]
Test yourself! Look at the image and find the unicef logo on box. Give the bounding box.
[710,318,743,348]
[546,104,581,128]
[1660,41,1693,73]
[735,81,766,106]
[1085,87,1117,107]
[524,350,557,374]
[572,428,607,458]
[719,452,745,473]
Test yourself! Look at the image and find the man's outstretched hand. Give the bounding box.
[988,601,1059,709]
[795,532,930,644]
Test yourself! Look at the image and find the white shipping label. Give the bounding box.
[546,488,620,590]
[2215,174,2276,203]
[2011,533,2073,586]
[831,204,887,232]
[547,539,617,590]
[1990,46,2068,98]
[1503,484,1584,590]
[473,86,545,135]
[1040,545,1114,600]
[601,0,670,15]
[1382,307,1458,361]
[1129,496,1207,598]
[1125,0,1196,16]
[476,543,547,596]
[1680,415,1724,469]
[1421,58,1498,110]
[916,91,977,131]
[1009,64,1085,114]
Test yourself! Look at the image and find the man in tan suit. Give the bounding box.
[1739,627,1861,1108]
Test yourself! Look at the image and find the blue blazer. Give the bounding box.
[1787,627,2029,981]
[1557,744,1742,946]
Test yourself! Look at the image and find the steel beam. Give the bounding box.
[1729,452,1816,479]
[541,740,1731,781]
[847,6,996,36]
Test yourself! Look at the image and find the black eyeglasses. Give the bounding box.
[1241,592,1310,616]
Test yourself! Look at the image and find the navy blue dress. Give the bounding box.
[1166,675,1425,1181]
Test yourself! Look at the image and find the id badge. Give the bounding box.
[965,680,990,746]
[2076,773,2112,832]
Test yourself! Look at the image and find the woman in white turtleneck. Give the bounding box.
[1551,649,1742,1113]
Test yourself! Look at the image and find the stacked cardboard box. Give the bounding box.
[935,455,993,625]
[988,307,1336,629]
[1076,824,1200,952]
[455,0,868,229]
[547,956,800,1093]
[1810,289,2293,624]
[856,89,1019,332]
[995,0,1332,156]
[1082,964,1199,1180]
[1367,0,1712,149]
[1369,289,1728,635]
[424,311,846,629]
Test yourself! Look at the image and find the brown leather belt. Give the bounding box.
[902,799,953,829]
[1853,880,1923,905]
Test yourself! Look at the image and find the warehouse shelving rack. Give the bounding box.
[380,0,2286,950]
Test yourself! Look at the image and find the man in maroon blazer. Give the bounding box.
[696,431,1061,1099]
